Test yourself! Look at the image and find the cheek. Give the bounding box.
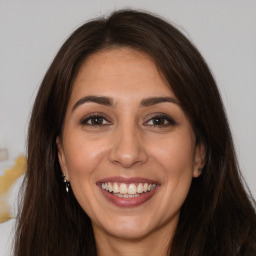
[62,136,108,212]
[153,133,195,174]
[64,134,107,180]
[162,150,193,195]
[152,133,195,196]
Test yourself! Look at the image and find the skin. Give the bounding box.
[57,47,205,256]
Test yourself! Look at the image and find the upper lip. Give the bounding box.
[96,176,160,184]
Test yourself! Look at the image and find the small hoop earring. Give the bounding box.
[62,174,70,193]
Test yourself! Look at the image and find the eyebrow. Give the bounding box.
[72,95,113,112]
[72,95,179,112]
[140,97,179,107]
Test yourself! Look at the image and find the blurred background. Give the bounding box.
[0,0,255,255]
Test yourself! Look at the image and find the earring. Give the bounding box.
[62,174,70,193]
[198,167,203,174]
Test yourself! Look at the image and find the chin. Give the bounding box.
[93,212,170,241]
[103,222,154,241]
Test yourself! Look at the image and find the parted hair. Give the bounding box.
[15,9,256,256]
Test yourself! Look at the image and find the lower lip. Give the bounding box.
[98,185,159,207]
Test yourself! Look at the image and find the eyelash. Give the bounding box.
[80,113,176,127]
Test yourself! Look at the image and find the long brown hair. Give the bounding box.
[15,9,256,256]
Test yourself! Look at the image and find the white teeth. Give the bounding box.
[120,183,128,194]
[115,193,140,198]
[137,183,144,193]
[128,184,136,195]
[113,182,119,193]
[108,182,113,192]
[101,182,157,196]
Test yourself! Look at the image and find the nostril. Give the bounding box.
[109,144,148,167]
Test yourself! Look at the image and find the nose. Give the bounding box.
[109,123,148,168]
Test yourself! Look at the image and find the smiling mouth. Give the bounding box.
[100,182,157,198]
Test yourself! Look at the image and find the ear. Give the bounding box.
[56,136,70,180]
[193,142,206,178]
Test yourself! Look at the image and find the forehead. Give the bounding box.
[69,47,175,105]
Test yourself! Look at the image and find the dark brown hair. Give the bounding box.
[15,9,256,256]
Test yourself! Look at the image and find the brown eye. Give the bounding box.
[152,117,166,125]
[89,116,104,125]
[145,115,176,127]
[80,115,110,126]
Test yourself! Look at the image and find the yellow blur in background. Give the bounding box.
[0,155,26,223]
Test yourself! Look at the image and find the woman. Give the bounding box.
[15,9,256,256]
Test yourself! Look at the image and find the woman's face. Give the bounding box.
[57,47,204,242]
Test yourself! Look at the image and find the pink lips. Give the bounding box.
[96,176,160,208]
